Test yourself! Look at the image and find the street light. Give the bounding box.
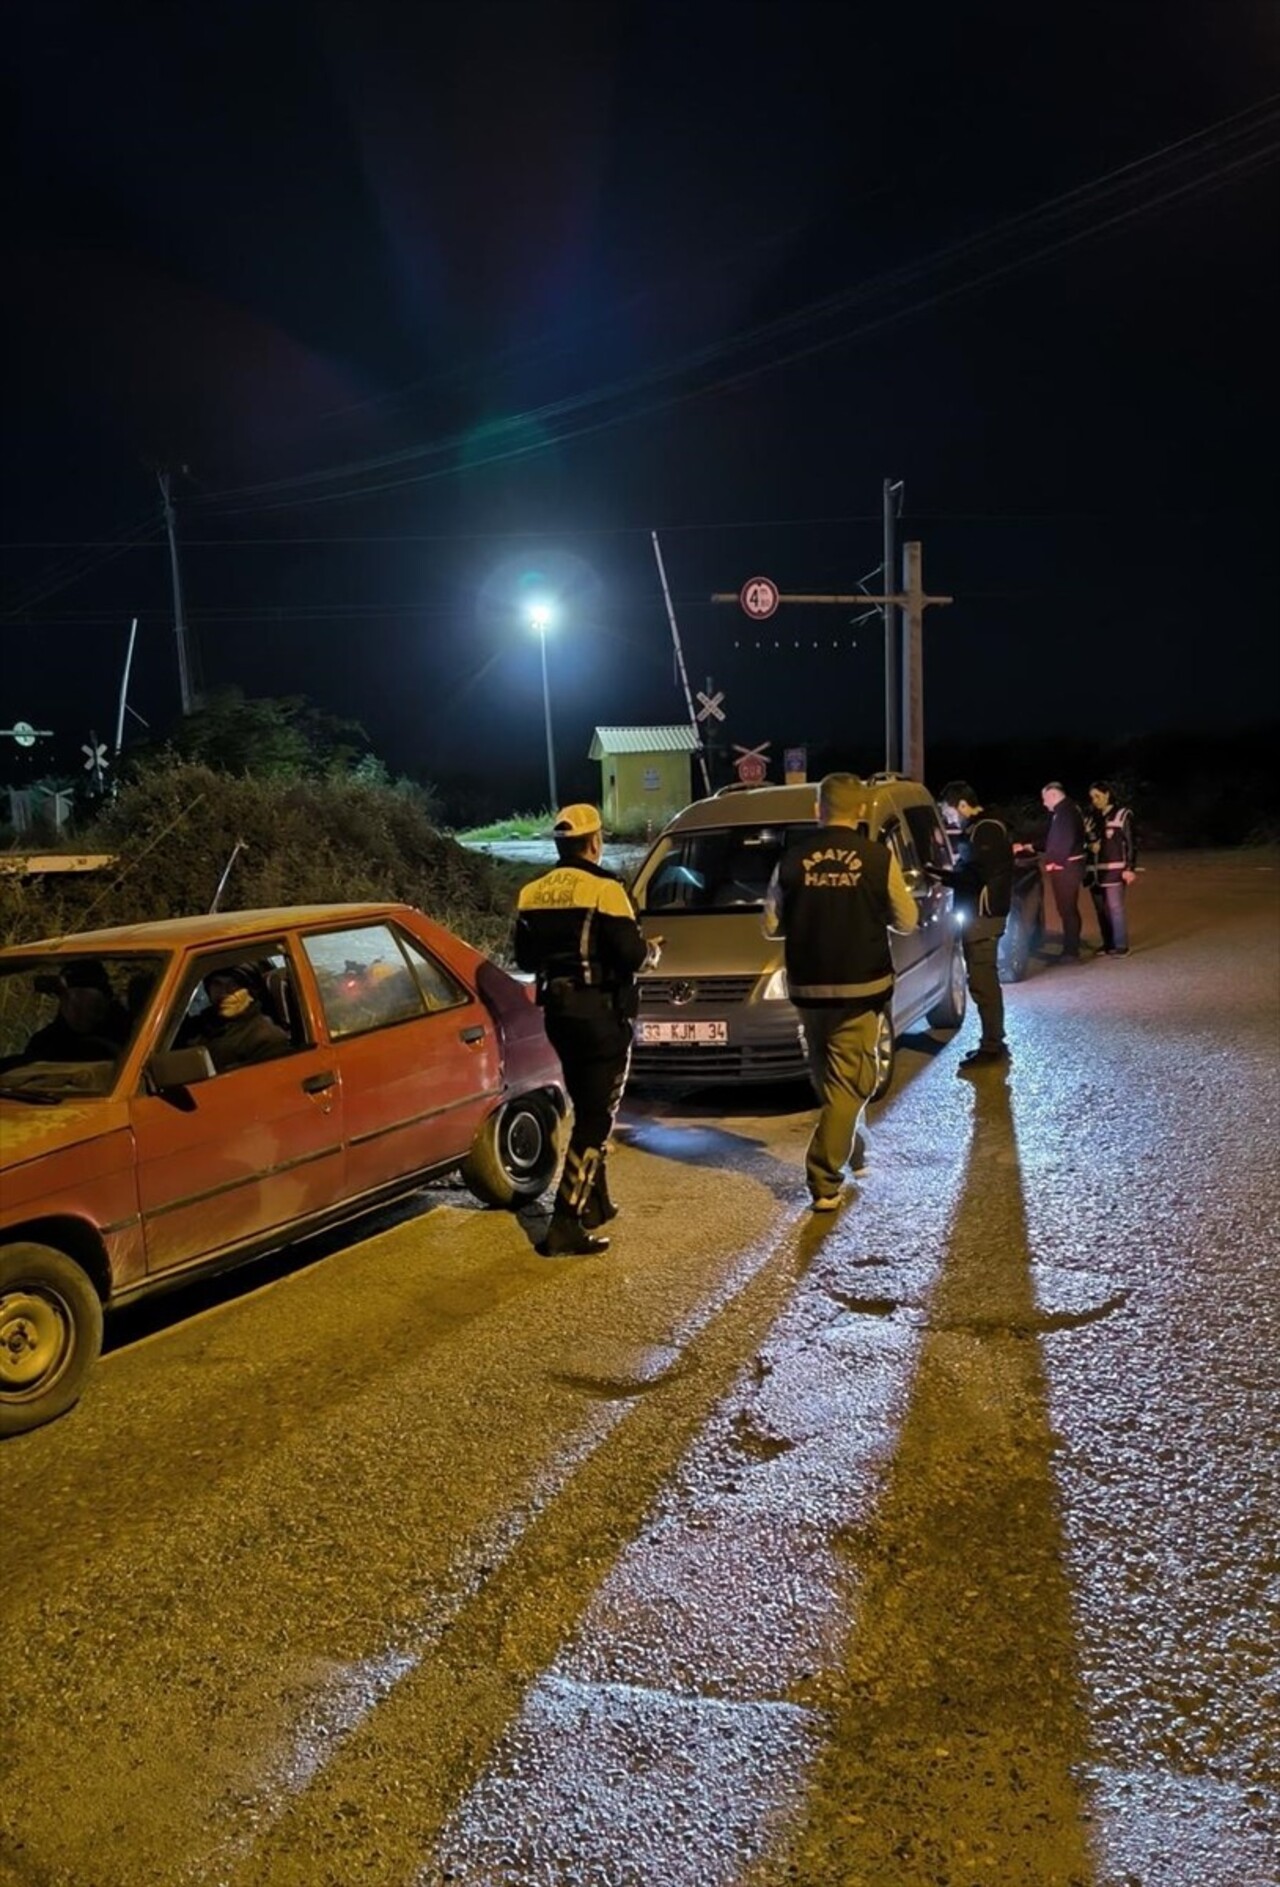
[529,603,558,813]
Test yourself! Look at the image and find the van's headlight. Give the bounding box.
[762,967,789,1000]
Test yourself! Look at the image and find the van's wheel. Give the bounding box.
[1001,917,1031,984]
[869,1009,897,1103]
[461,1094,563,1209]
[927,941,969,1028]
[0,1243,103,1438]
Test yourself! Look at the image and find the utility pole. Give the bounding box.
[157,468,197,714]
[901,541,930,786]
[882,478,903,773]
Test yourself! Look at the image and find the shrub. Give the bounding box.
[0,762,526,960]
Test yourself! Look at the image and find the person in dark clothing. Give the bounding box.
[1040,781,1089,961]
[930,782,1014,1069]
[763,772,917,1210]
[186,965,291,1073]
[1086,781,1138,955]
[514,804,659,1257]
[22,960,130,1063]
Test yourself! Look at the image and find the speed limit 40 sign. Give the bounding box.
[739,576,779,620]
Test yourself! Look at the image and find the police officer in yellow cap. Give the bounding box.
[514,803,660,1256]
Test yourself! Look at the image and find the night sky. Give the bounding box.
[4,1,1278,808]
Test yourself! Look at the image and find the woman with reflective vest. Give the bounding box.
[1086,781,1138,955]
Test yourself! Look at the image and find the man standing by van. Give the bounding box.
[763,773,918,1210]
[931,781,1014,1069]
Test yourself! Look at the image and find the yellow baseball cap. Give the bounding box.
[550,803,603,838]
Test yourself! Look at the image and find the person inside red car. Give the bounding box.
[182,964,291,1073]
[20,960,131,1064]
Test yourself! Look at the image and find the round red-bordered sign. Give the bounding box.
[740,576,780,620]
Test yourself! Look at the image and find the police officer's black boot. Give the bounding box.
[536,1202,609,1257]
[581,1156,620,1231]
[536,1146,609,1257]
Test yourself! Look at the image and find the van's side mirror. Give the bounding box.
[149,1045,215,1091]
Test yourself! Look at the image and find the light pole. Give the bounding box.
[530,605,558,812]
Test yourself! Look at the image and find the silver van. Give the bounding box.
[629,775,967,1096]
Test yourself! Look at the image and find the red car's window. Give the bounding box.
[302,923,433,1039]
[397,928,469,1014]
[165,945,302,1074]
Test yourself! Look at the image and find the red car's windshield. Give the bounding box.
[0,953,167,1097]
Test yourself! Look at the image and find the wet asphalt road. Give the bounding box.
[2,853,1277,1887]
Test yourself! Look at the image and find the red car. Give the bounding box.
[0,904,566,1437]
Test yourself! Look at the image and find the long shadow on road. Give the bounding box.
[752,1069,1099,1886]
[201,1193,848,1885]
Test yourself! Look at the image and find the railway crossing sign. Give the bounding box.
[739,576,779,620]
[695,688,726,723]
[732,741,771,785]
[82,734,109,791]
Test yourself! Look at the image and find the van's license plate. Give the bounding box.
[637,1020,728,1045]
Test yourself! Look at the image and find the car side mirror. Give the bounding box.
[149,1045,216,1091]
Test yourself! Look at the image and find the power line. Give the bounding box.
[1,509,165,617]
[190,94,1279,517]
[1,505,1260,551]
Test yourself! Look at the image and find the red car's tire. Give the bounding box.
[461,1093,563,1209]
[0,1242,104,1438]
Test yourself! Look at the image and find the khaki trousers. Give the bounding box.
[798,1001,881,1199]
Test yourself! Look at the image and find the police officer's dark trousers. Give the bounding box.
[962,924,1006,1051]
[1047,861,1085,958]
[543,987,631,1245]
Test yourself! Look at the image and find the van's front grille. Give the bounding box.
[638,975,760,1007]
[631,1038,806,1083]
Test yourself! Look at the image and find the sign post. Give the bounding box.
[2,720,53,750]
[713,547,952,782]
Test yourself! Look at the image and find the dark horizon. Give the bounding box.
[4,2,1278,808]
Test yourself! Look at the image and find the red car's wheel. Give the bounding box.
[461,1093,563,1209]
[0,1243,104,1438]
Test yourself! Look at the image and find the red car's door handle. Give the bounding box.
[301,1070,337,1094]
[459,1025,486,1044]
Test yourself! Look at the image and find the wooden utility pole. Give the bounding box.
[711,544,952,783]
